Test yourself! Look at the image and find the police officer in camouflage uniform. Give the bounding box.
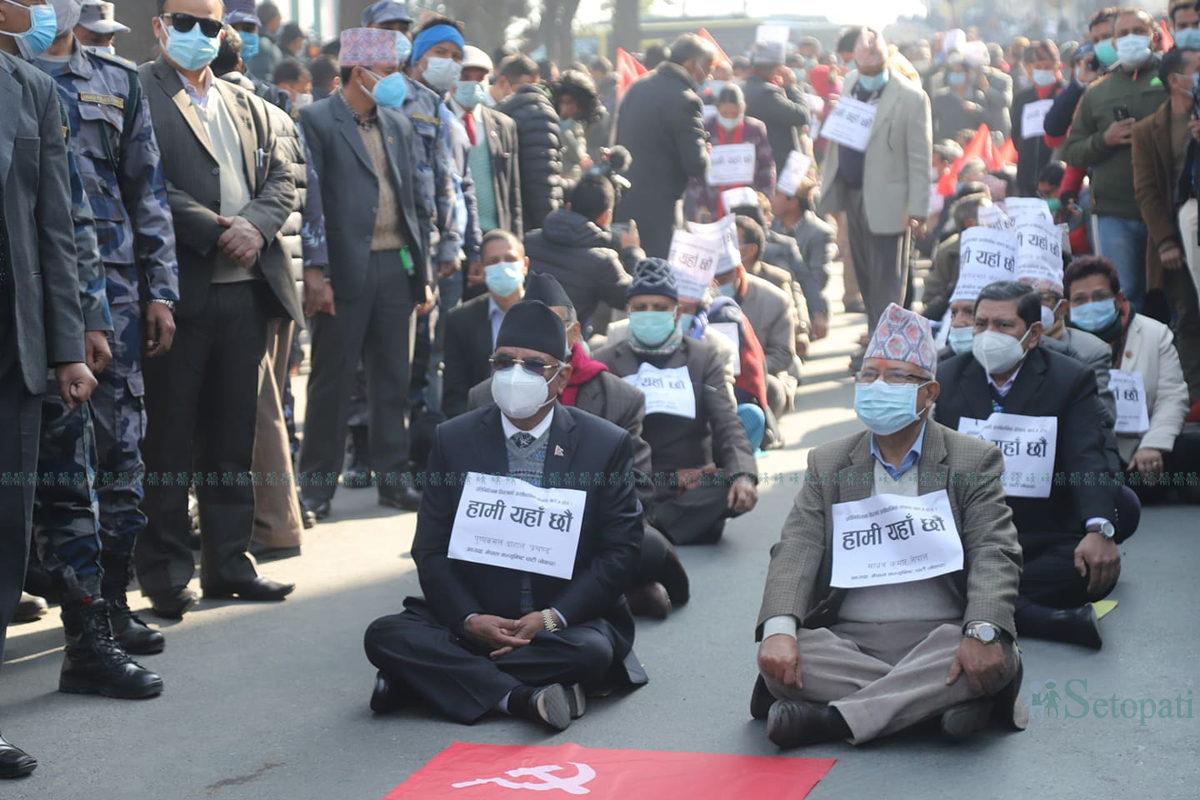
[33,0,179,660]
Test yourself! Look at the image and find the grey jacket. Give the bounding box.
[736,273,797,375]
[772,211,835,317]
[1,52,86,393]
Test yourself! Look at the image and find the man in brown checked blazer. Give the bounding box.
[754,304,1024,748]
[135,0,301,618]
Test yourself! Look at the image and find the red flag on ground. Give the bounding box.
[697,28,733,67]
[616,47,647,99]
[998,137,1017,166]
[1161,20,1175,52]
[383,742,836,800]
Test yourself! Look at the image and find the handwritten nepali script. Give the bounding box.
[667,228,721,300]
[957,413,1058,498]
[448,474,587,580]
[1021,98,1053,140]
[707,143,756,186]
[821,97,876,152]
[623,363,696,418]
[1109,369,1150,435]
[830,491,964,588]
[951,227,1018,303]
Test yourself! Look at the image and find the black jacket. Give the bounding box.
[411,403,645,683]
[743,73,810,173]
[1011,82,1065,196]
[497,85,563,230]
[443,294,496,418]
[1042,80,1085,140]
[524,209,643,328]
[934,346,1119,538]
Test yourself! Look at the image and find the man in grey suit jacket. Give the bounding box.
[756,304,1023,748]
[298,28,430,520]
[135,2,299,618]
[0,44,96,779]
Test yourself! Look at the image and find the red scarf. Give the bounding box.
[561,343,608,406]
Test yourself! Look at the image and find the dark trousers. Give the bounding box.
[364,603,617,724]
[136,282,270,595]
[844,188,910,339]
[300,251,415,502]
[0,305,43,664]
[1014,529,1117,618]
[652,483,738,545]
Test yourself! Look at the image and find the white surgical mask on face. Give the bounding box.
[972,328,1031,375]
[490,364,560,420]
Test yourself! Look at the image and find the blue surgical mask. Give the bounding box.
[161,19,221,71]
[1176,28,1200,50]
[716,114,743,131]
[857,70,889,92]
[484,260,524,297]
[6,0,58,60]
[947,325,975,355]
[367,70,408,108]
[628,310,678,347]
[1094,38,1118,68]
[947,71,966,87]
[453,79,487,109]
[239,31,260,63]
[423,56,462,92]
[715,282,737,298]
[854,379,927,435]
[1069,299,1119,332]
[1032,68,1058,87]
[1115,34,1151,69]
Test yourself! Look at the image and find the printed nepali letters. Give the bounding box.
[830,491,964,589]
[1109,369,1150,435]
[707,143,756,186]
[622,363,696,418]
[820,97,876,152]
[957,413,1058,498]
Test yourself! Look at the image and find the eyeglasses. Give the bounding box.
[856,370,929,386]
[160,12,223,38]
[489,354,561,376]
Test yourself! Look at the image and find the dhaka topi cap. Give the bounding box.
[362,1,412,26]
[495,300,568,361]
[524,272,573,311]
[222,0,258,27]
[340,27,400,67]
[412,22,464,64]
[628,257,679,301]
[864,303,938,374]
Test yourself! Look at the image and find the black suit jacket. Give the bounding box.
[299,91,429,300]
[934,346,1118,537]
[411,403,644,679]
[443,293,496,417]
[139,57,301,323]
[0,52,84,393]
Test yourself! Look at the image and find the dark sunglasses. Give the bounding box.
[160,12,223,38]
[489,354,560,376]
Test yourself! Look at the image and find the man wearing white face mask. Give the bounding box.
[364,299,648,730]
[755,303,1023,747]
[1064,8,1167,312]
[936,281,1125,649]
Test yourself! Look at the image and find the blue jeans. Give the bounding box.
[1094,216,1148,311]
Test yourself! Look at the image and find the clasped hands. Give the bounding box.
[464,610,564,659]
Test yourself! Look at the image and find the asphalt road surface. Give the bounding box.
[3,285,1198,800]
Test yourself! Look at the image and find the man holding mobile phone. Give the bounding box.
[1064,7,1167,313]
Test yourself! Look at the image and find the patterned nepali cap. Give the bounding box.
[340,27,401,67]
[628,257,679,301]
[864,303,938,374]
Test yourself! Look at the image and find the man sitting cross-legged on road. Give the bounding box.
[755,303,1025,747]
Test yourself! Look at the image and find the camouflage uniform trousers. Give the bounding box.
[32,384,103,603]
[91,301,147,592]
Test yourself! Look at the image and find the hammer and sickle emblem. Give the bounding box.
[452,762,597,794]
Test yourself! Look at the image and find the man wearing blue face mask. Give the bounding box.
[936,281,1127,649]
[1043,11,1118,141]
[443,230,528,419]
[930,56,988,141]
[756,303,1024,747]
[1011,41,1067,196]
[1064,8,1167,313]
[297,27,429,521]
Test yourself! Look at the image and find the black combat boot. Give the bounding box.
[102,552,165,655]
[59,598,164,699]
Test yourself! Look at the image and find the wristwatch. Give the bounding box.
[963,621,1000,644]
[1085,520,1116,540]
[149,298,176,312]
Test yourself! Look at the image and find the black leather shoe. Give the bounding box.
[59,599,164,699]
[1050,606,1103,649]
[522,685,572,732]
[300,506,317,529]
[626,582,671,619]
[203,576,295,601]
[343,425,373,488]
[766,700,849,748]
[565,683,587,720]
[105,588,165,655]
[750,674,773,720]
[13,593,48,624]
[148,586,199,620]
[302,497,331,521]
[370,672,405,714]
[0,734,36,779]
[378,486,422,512]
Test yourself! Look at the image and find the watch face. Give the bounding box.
[979,625,997,642]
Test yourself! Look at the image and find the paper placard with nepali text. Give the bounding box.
[667,228,721,300]
[820,97,876,152]
[622,363,696,419]
[686,214,741,276]
[957,413,1058,498]
[978,203,1014,232]
[721,186,759,212]
[1004,197,1054,224]
[709,322,741,376]
[1015,215,1063,288]
[707,143,756,186]
[830,491,964,589]
[1110,369,1150,435]
[777,150,813,197]
[448,474,586,580]
[1021,98,1054,139]
[950,226,1018,303]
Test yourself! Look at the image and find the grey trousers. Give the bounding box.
[300,250,415,502]
[844,189,910,337]
[763,619,1018,745]
[252,318,303,549]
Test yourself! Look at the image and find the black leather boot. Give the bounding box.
[102,552,165,655]
[59,599,164,699]
[343,425,372,488]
